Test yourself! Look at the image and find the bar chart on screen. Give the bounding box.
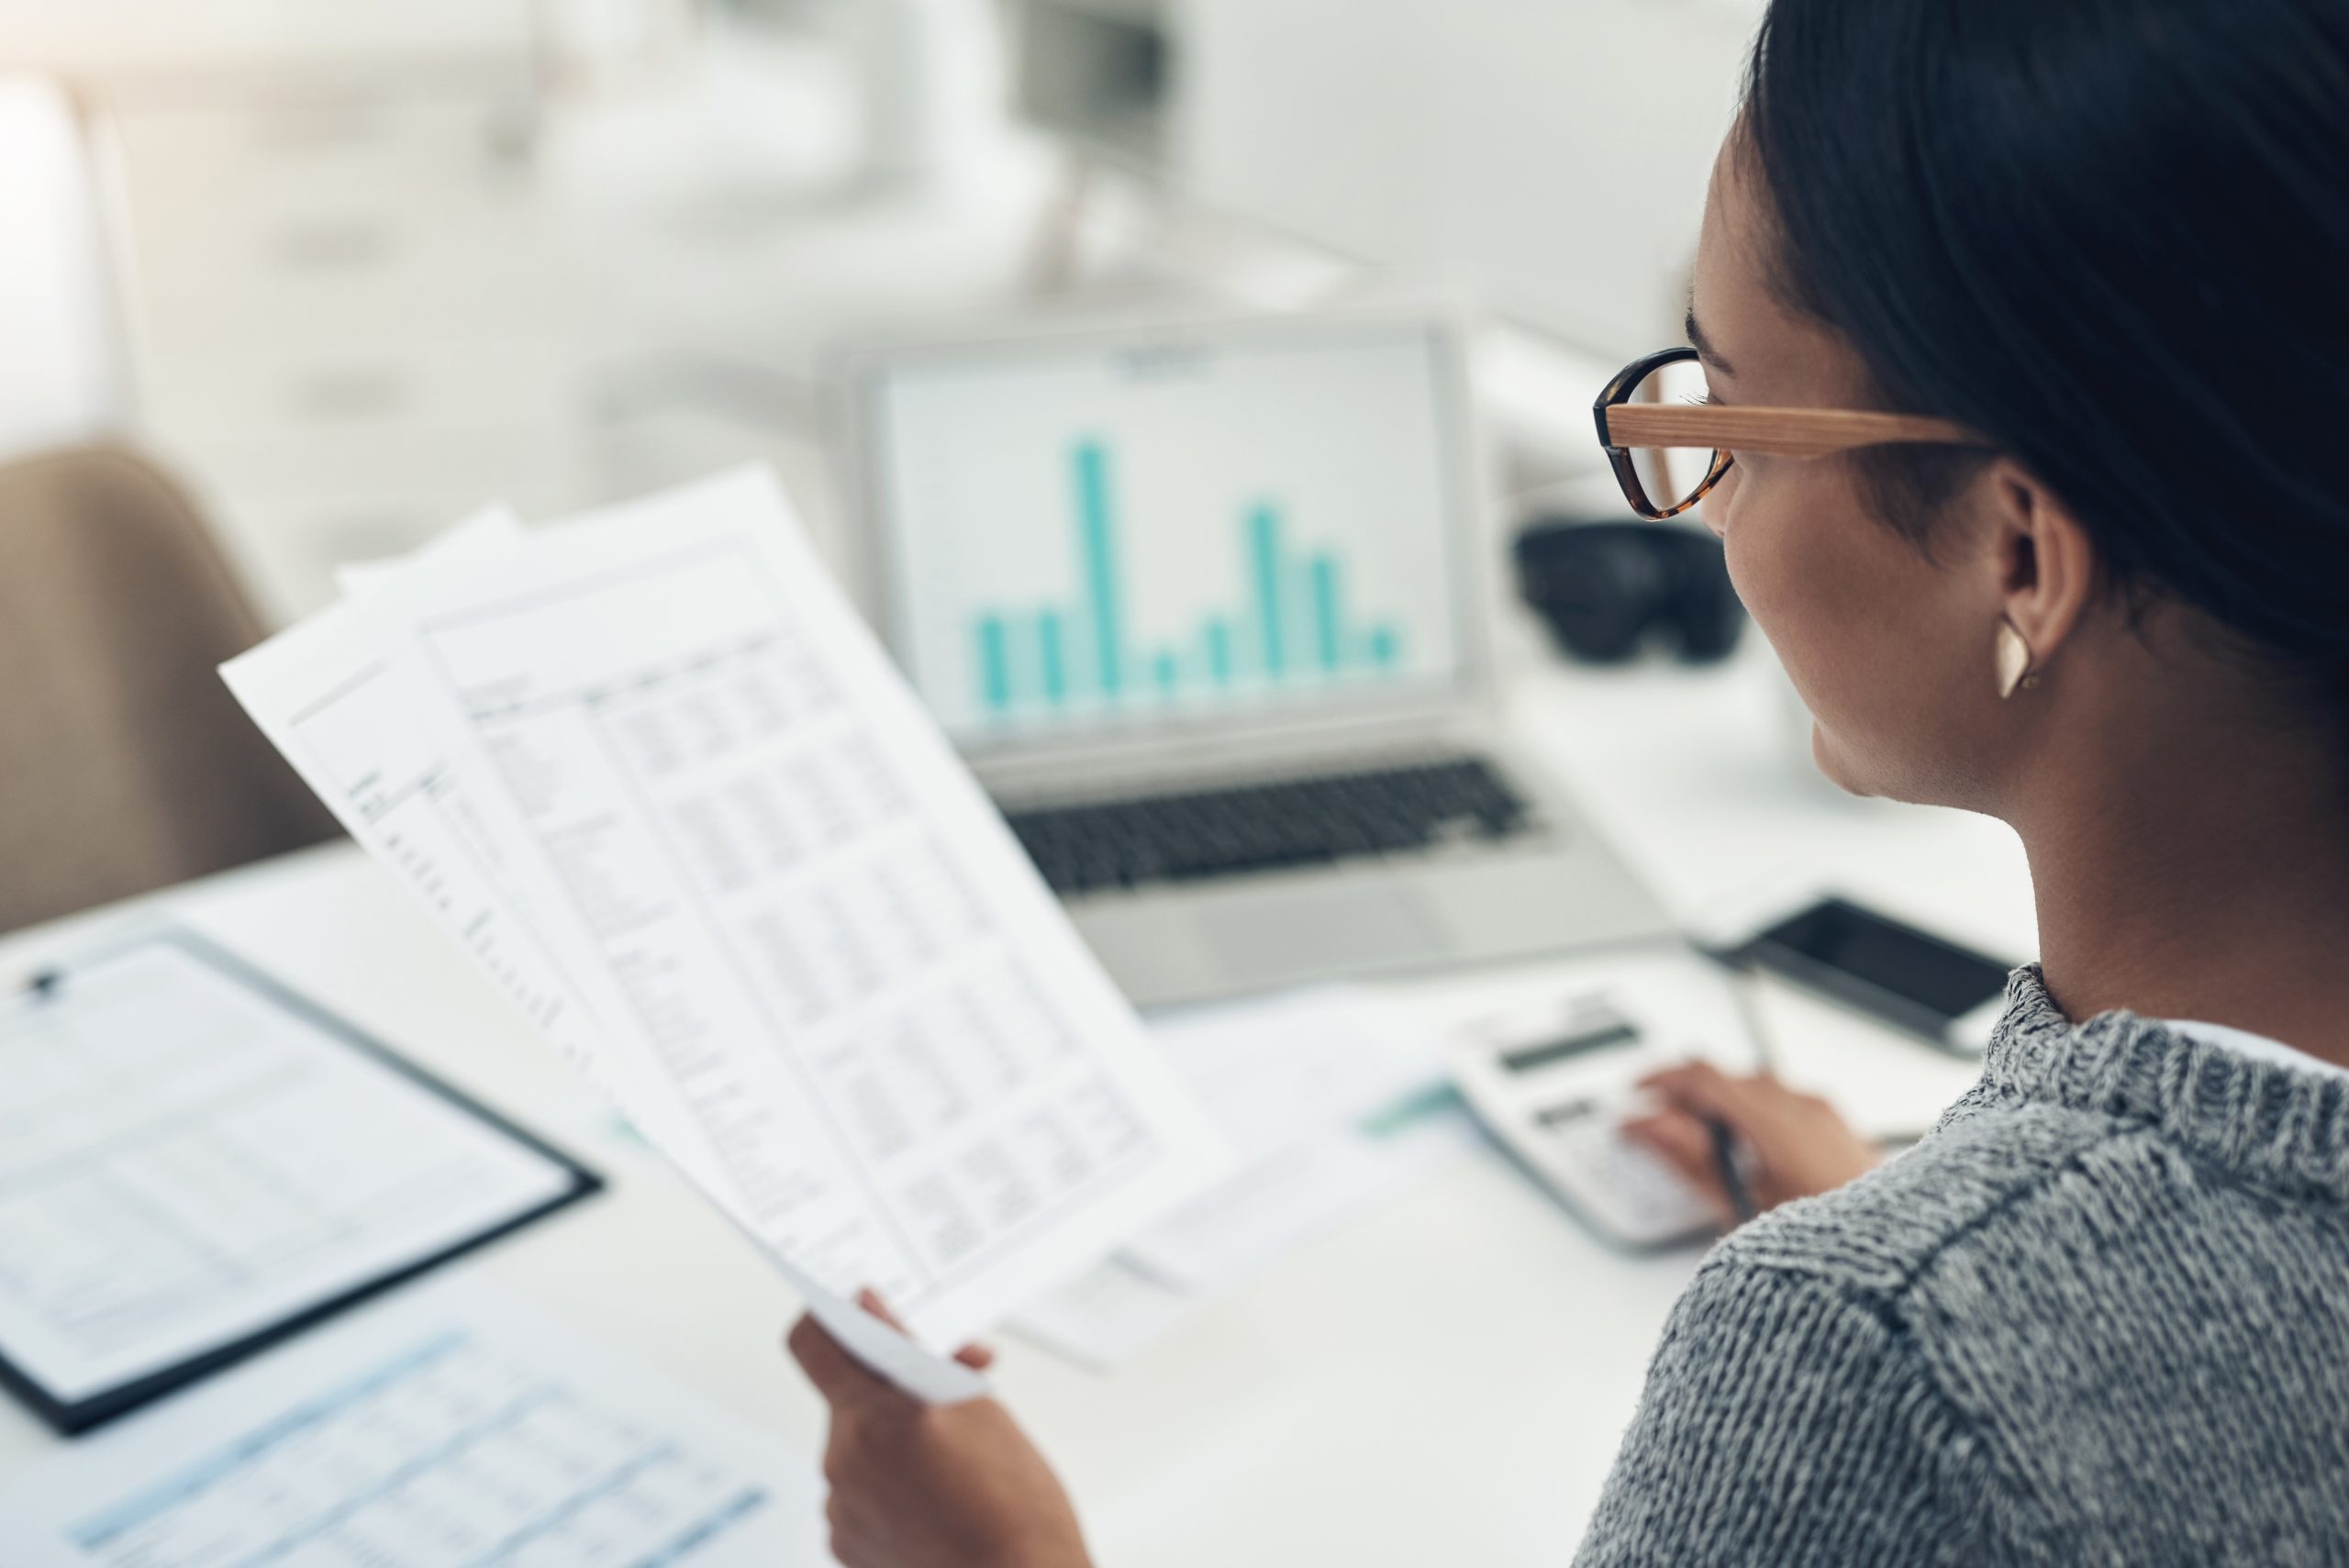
[968,438,1409,720]
[870,323,1468,741]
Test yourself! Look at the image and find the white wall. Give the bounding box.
[0,0,532,84]
[0,78,125,460]
[1174,0,1756,358]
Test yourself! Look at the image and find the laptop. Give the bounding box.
[839,307,1675,1007]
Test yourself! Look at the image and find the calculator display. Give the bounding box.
[1499,1017,1640,1074]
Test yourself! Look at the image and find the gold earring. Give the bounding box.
[1994,617,2040,699]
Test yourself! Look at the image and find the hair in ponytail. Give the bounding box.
[1745,0,2349,741]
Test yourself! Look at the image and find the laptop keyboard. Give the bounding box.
[1002,756,1541,896]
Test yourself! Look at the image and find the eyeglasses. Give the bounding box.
[1592,345,1986,520]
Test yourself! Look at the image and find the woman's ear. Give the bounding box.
[1987,461,2098,668]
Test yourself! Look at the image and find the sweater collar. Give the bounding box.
[1980,966,2349,1205]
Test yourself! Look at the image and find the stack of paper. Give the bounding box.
[221,468,1228,1401]
[1014,988,1480,1368]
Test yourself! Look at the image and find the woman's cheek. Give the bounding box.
[1710,474,1790,636]
[1697,466,1736,540]
[1715,477,1839,710]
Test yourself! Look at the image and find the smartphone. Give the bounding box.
[1718,894,2016,1055]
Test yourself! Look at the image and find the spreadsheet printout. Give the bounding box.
[0,1279,834,1567]
[224,541,985,1407]
[0,941,583,1410]
[226,467,1223,1362]
[392,471,1225,1349]
[220,595,747,1200]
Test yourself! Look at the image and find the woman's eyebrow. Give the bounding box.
[1684,306,1734,375]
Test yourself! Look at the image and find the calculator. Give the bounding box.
[1451,952,1765,1249]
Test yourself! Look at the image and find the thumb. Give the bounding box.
[1638,1061,1763,1129]
[786,1312,890,1408]
[856,1287,995,1372]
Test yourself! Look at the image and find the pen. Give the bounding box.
[1708,1118,1756,1225]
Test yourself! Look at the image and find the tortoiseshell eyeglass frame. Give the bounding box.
[1593,345,1987,520]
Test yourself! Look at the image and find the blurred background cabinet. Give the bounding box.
[0,0,1756,617]
[0,0,535,94]
[106,93,595,612]
[1024,0,1757,356]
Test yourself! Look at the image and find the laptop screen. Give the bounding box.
[862,317,1478,748]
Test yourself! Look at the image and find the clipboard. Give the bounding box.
[0,930,600,1435]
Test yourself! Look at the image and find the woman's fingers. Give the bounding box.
[1638,1060,1763,1124]
[1621,1110,1736,1226]
[787,1314,888,1407]
[1621,1108,1720,1185]
[854,1287,996,1372]
[1634,1060,1882,1209]
[853,1287,908,1331]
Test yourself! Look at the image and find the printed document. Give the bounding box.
[222,469,1224,1392]
[0,1278,834,1566]
[1014,988,1476,1364]
[0,940,583,1412]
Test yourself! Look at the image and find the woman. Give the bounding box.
[787,0,2349,1559]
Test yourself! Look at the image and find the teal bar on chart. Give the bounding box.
[1074,439,1124,698]
[1037,610,1068,703]
[1308,554,1342,673]
[1204,617,1234,687]
[1250,504,1286,677]
[976,615,1012,714]
[963,439,1407,716]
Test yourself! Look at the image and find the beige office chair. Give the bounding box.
[0,446,339,933]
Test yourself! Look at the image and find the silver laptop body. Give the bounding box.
[837,306,1675,1007]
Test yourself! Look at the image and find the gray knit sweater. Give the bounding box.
[1575,967,2349,1566]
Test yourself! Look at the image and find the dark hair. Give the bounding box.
[1744,0,2349,728]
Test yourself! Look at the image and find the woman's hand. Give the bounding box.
[786,1291,1092,1568]
[1621,1062,1881,1226]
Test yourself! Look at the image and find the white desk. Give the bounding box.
[14,9,2048,1553]
[0,637,2026,1563]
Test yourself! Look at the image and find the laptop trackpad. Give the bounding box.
[1196,885,1448,985]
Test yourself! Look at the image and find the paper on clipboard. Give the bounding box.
[0,937,596,1429]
